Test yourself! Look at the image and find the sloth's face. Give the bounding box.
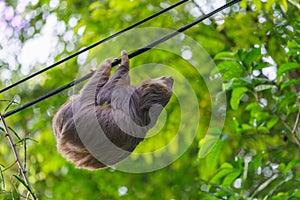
[139,76,174,91]
[137,76,174,111]
[152,76,174,91]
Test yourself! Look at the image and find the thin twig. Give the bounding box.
[0,113,35,199]
[273,110,300,148]
[0,165,5,190]
[1,160,17,172]
[251,174,278,198]
[291,109,300,147]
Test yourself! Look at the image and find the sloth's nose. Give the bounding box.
[161,76,174,88]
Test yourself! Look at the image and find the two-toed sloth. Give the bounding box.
[52,51,173,170]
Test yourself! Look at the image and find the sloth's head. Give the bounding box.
[139,76,173,107]
[134,76,173,127]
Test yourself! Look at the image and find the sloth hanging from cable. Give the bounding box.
[52,51,174,170]
[2,0,240,119]
[0,0,240,170]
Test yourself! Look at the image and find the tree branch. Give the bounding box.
[0,113,36,199]
[291,109,300,147]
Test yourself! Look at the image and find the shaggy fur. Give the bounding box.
[52,51,173,170]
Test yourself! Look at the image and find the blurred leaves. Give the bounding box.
[0,0,300,199]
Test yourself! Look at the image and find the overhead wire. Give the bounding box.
[3,0,241,118]
[0,0,189,94]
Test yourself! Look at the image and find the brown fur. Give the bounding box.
[52,51,173,170]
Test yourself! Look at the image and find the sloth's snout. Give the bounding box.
[161,76,174,89]
[153,76,174,89]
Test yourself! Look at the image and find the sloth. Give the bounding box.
[52,50,173,170]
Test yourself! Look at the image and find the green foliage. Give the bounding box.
[0,0,300,199]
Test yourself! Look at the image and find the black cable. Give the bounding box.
[0,0,189,94]
[3,0,241,118]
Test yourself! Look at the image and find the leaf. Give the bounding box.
[238,49,247,61]
[277,63,300,76]
[257,126,269,133]
[280,79,300,90]
[222,171,241,188]
[254,62,271,70]
[198,128,221,158]
[267,116,279,129]
[241,124,253,131]
[245,48,261,68]
[210,168,235,184]
[89,2,102,11]
[252,77,270,85]
[217,61,240,73]
[251,153,263,171]
[239,77,252,84]
[254,84,274,92]
[223,67,245,81]
[214,52,236,61]
[246,102,261,111]
[278,163,286,172]
[230,87,248,110]
[284,160,300,173]
[220,162,234,169]
[216,61,244,81]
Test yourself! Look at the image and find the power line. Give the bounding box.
[0,0,189,94]
[3,0,241,118]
